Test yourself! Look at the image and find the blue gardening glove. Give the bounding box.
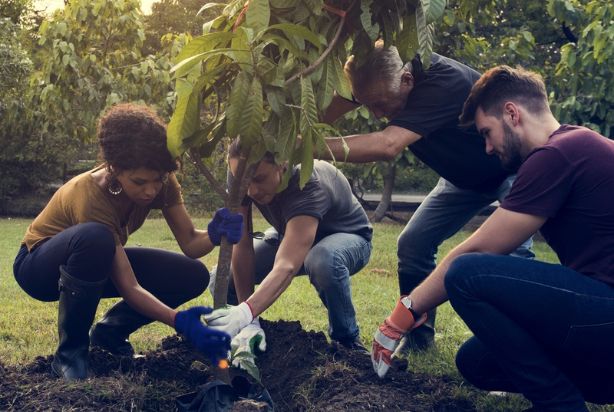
[174,306,231,364]
[207,208,243,245]
[231,318,267,370]
[203,302,253,339]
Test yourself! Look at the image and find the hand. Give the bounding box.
[204,302,253,339]
[231,318,267,370]
[371,298,427,378]
[174,306,231,364]
[207,207,243,246]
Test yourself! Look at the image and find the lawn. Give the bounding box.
[0,215,611,411]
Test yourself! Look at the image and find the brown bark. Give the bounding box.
[372,161,396,222]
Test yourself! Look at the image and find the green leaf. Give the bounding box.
[276,107,297,162]
[300,76,318,132]
[397,12,419,62]
[264,23,324,48]
[266,87,286,115]
[246,0,270,34]
[421,0,447,25]
[360,0,379,41]
[226,71,251,139]
[173,32,235,64]
[197,2,226,16]
[416,4,434,68]
[239,76,264,144]
[167,79,201,157]
[332,52,352,100]
[171,48,239,78]
[317,57,336,113]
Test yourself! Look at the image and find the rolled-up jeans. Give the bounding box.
[217,228,372,343]
[446,253,614,411]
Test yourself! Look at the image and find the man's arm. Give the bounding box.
[410,207,546,314]
[318,126,422,163]
[321,93,360,124]
[371,207,545,377]
[245,215,318,316]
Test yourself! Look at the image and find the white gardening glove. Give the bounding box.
[203,302,253,339]
[231,318,267,370]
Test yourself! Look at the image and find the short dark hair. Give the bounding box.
[228,138,276,164]
[460,65,549,127]
[97,103,177,173]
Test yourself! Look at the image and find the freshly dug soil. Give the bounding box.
[0,319,476,411]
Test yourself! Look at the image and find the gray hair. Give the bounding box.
[344,41,407,92]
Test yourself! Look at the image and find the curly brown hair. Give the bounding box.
[97,103,177,173]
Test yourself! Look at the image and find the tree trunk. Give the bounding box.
[372,161,396,222]
[213,149,256,309]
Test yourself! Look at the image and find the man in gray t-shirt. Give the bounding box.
[206,152,373,367]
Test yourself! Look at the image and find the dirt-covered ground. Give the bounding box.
[0,319,478,411]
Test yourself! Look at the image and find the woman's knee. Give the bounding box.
[72,222,116,258]
[182,259,210,298]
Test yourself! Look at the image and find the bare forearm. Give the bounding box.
[181,229,214,259]
[123,286,177,327]
[320,133,395,163]
[321,94,359,124]
[246,265,294,316]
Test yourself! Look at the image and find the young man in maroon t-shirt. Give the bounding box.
[371,66,614,411]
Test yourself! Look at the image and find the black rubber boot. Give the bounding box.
[90,300,151,356]
[51,266,106,380]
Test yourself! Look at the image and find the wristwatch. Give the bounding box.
[400,296,421,321]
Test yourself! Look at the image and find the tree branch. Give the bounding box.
[284,0,357,86]
[188,149,227,200]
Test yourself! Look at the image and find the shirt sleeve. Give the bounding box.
[280,177,330,223]
[501,147,573,218]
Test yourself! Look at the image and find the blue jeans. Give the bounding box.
[397,176,534,342]
[446,253,614,411]
[227,228,372,342]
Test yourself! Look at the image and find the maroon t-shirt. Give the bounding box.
[501,125,614,286]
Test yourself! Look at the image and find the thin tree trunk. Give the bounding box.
[213,148,256,309]
[372,161,396,222]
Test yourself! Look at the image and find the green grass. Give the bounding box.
[0,216,611,411]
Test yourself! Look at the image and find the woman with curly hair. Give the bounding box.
[13,103,241,380]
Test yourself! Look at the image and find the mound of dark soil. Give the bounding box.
[0,320,476,411]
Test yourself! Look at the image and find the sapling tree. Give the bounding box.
[167,0,447,312]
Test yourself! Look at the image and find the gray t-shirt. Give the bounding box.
[251,160,373,241]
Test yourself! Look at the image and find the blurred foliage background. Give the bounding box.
[1,0,612,216]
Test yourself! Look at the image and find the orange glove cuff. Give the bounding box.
[386,299,416,332]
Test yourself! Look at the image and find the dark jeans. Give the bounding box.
[14,222,208,308]
[445,253,614,411]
